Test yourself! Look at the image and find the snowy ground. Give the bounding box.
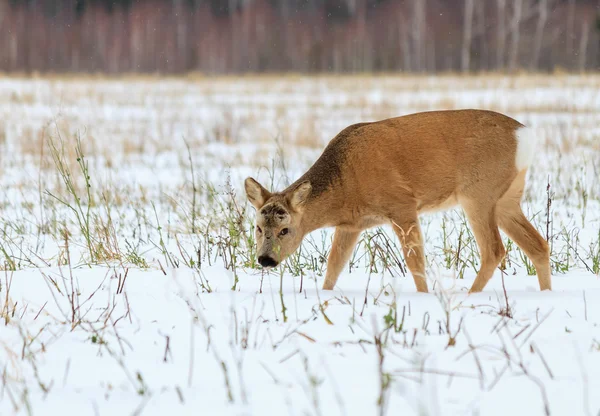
[0,74,599,415]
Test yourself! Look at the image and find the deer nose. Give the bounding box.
[258,256,278,268]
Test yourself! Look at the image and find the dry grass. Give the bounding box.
[0,73,597,272]
[0,74,598,416]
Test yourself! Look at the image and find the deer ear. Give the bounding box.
[244,177,271,209]
[289,181,312,212]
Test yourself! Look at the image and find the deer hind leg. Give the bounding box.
[464,202,506,293]
[391,213,428,293]
[496,173,551,291]
[323,227,361,290]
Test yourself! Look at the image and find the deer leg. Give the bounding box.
[391,213,428,293]
[323,227,361,290]
[497,202,551,291]
[464,203,506,293]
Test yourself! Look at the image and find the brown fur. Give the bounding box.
[245,109,551,293]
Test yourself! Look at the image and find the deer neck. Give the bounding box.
[299,188,344,234]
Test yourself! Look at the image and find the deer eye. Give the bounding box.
[279,228,289,236]
[256,226,262,233]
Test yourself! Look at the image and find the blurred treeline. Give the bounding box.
[1,0,599,74]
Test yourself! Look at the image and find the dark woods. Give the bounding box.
[1,0,599,74]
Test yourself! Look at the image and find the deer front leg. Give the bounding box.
[391,214,429,293]
[323,227,361,290]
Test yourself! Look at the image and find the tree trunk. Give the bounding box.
[531,0,548,70]
[461,0,474,72]
[578,19,590,72]
[412,0,426,72]
[476,1,487,70]
[428,30,436,71]
[508,0,522,72]
[566,0,575,60]
[496,0,506,70]
[401,25,412,71]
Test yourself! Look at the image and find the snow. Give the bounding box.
[0,74,599,415]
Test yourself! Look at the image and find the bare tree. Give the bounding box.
[412,0,426,72]
[531,0,548,70]
[496,0,506,69]
[566,0,575,54]
[508,0,523,71]
[401,24,412,72]
[475,1,487,70]
[0,0,597,74]
[461,0,474,72]
[578,18,590,72]
[597,0,600,69]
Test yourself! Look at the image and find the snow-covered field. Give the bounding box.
[0,74,599,415]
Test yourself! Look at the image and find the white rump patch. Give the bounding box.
[514,126,539,171]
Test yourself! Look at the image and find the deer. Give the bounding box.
[244,109,551,294]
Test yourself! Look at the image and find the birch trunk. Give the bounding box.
[508,0,522,71]
[578,19,590,72]
[412,0,426,72]
[496,0,506,70]
[566,0,575,55]
[531,0,548,70]
[461,0,474,72]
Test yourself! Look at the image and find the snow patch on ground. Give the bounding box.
[0,75,599,415]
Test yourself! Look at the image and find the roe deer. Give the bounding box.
[244,109,551,293]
